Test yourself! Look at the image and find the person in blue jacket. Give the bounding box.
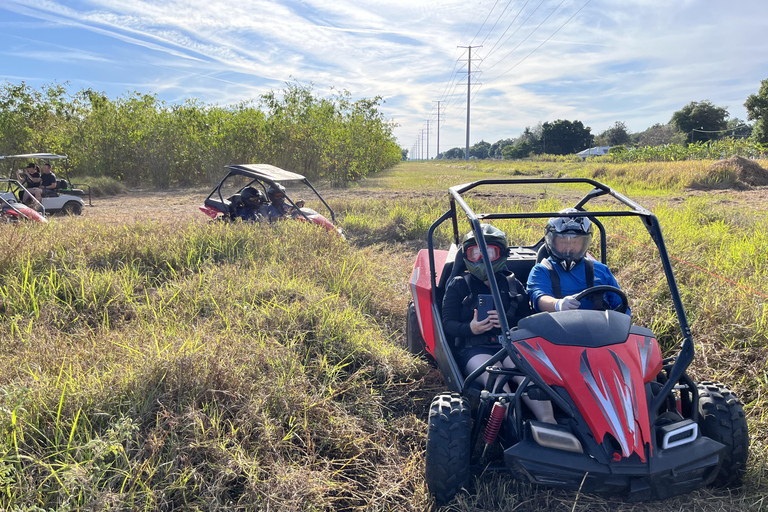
[527,208,629,314]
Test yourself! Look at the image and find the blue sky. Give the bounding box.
[2,0,767,156]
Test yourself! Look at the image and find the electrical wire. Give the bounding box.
[470,0,501,46]
[479,0,517,47]
[483,0,536,61]
[485,0,592,84]
[482,0,564,75]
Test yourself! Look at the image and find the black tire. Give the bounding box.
[426,392,472,503]
[61,201,83,216]
[406,301,426,356]
[697,381,749,487]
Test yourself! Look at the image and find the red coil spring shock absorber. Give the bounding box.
[483,401,508,444]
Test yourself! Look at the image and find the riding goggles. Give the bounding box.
[465,244,503,263]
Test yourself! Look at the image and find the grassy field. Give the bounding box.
[1,159,767,511]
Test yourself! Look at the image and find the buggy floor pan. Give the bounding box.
[503,435,725,501]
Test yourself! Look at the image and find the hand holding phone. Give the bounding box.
[477,294,494,322]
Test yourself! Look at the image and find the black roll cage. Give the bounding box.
[205,167,337,224]
[426,178,693,416]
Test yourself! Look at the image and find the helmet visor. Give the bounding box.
[546,232,591,261]
[465,244,502,263]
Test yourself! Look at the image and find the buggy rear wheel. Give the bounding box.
[697,382,749,487]
[406,301,426,356]
[426,392,472,504]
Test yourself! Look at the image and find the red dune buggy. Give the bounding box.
[407,178,748,502]
[0,178,47,223]
[200,163,342,237]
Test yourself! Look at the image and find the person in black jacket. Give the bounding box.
[39,164,58,197]
[442,224,555,423]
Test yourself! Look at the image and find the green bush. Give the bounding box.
[0,82,402,189]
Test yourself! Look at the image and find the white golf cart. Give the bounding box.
[0,153,90,215]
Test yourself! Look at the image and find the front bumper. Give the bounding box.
[504,435,725,501]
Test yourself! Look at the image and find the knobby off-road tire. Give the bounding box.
[426,392,472,503]
[697,381,749,487]
[406,301,426,356]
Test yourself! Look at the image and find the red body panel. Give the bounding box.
[409,249,449,356]
[516,334,663,461]
[3,204,47,223]
[199,205,223,219]
[295,210,337,234]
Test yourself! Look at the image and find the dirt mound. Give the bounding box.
[698,155,768,189]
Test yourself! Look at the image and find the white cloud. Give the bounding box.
[1,0,767,149]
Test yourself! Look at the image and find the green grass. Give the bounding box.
[1,159,768,510]
[366,159,766,197]
[0,219,429,510]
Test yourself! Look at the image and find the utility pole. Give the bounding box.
[426,120,430,160]
[436,104,440,159]
[458,45,481,161]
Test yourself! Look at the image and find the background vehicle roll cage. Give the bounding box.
[425,177,694,417]
[205,164,337,223]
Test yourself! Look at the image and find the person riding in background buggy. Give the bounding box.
[442,224,555,423]
[39,164,58,198]
[527,208,629,314]
[234,186,268,221]
[17,163,41,205]
[266,183,290,221]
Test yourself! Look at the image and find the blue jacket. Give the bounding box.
[527,257,629,314]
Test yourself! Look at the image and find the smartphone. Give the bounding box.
[477,294,494,322]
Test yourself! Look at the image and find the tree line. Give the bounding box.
[432,78,768,160]
[0,81,402,187]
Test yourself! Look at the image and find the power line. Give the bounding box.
[458,45,482,160]
[434,100,443,157]
[470,0,501,46]
[483,0,533,60]
[485,0,592,84]
[484,0,545,62]
[483,0,564,75]
[478,0,517,47]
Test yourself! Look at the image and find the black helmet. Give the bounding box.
[241,186,266,208]
[461,224,508,281]
[267,183,286,204]
[545,208,594,271]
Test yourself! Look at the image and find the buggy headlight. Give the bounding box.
[530,421,583,453]
[658,419,698,449]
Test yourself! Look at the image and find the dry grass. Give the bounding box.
[1,161,767,510]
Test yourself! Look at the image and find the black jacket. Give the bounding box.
[442,271,530,347]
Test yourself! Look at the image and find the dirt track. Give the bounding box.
[80,184,768,227]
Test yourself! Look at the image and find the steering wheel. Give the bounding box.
[573,285,629,314]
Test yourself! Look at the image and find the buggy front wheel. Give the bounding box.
[697,382,749,487]
[426,392,472,503]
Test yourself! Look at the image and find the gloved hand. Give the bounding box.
[555,295,581,311]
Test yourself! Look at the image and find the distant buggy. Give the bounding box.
[200,163,343,237]
[407,178,749,502]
